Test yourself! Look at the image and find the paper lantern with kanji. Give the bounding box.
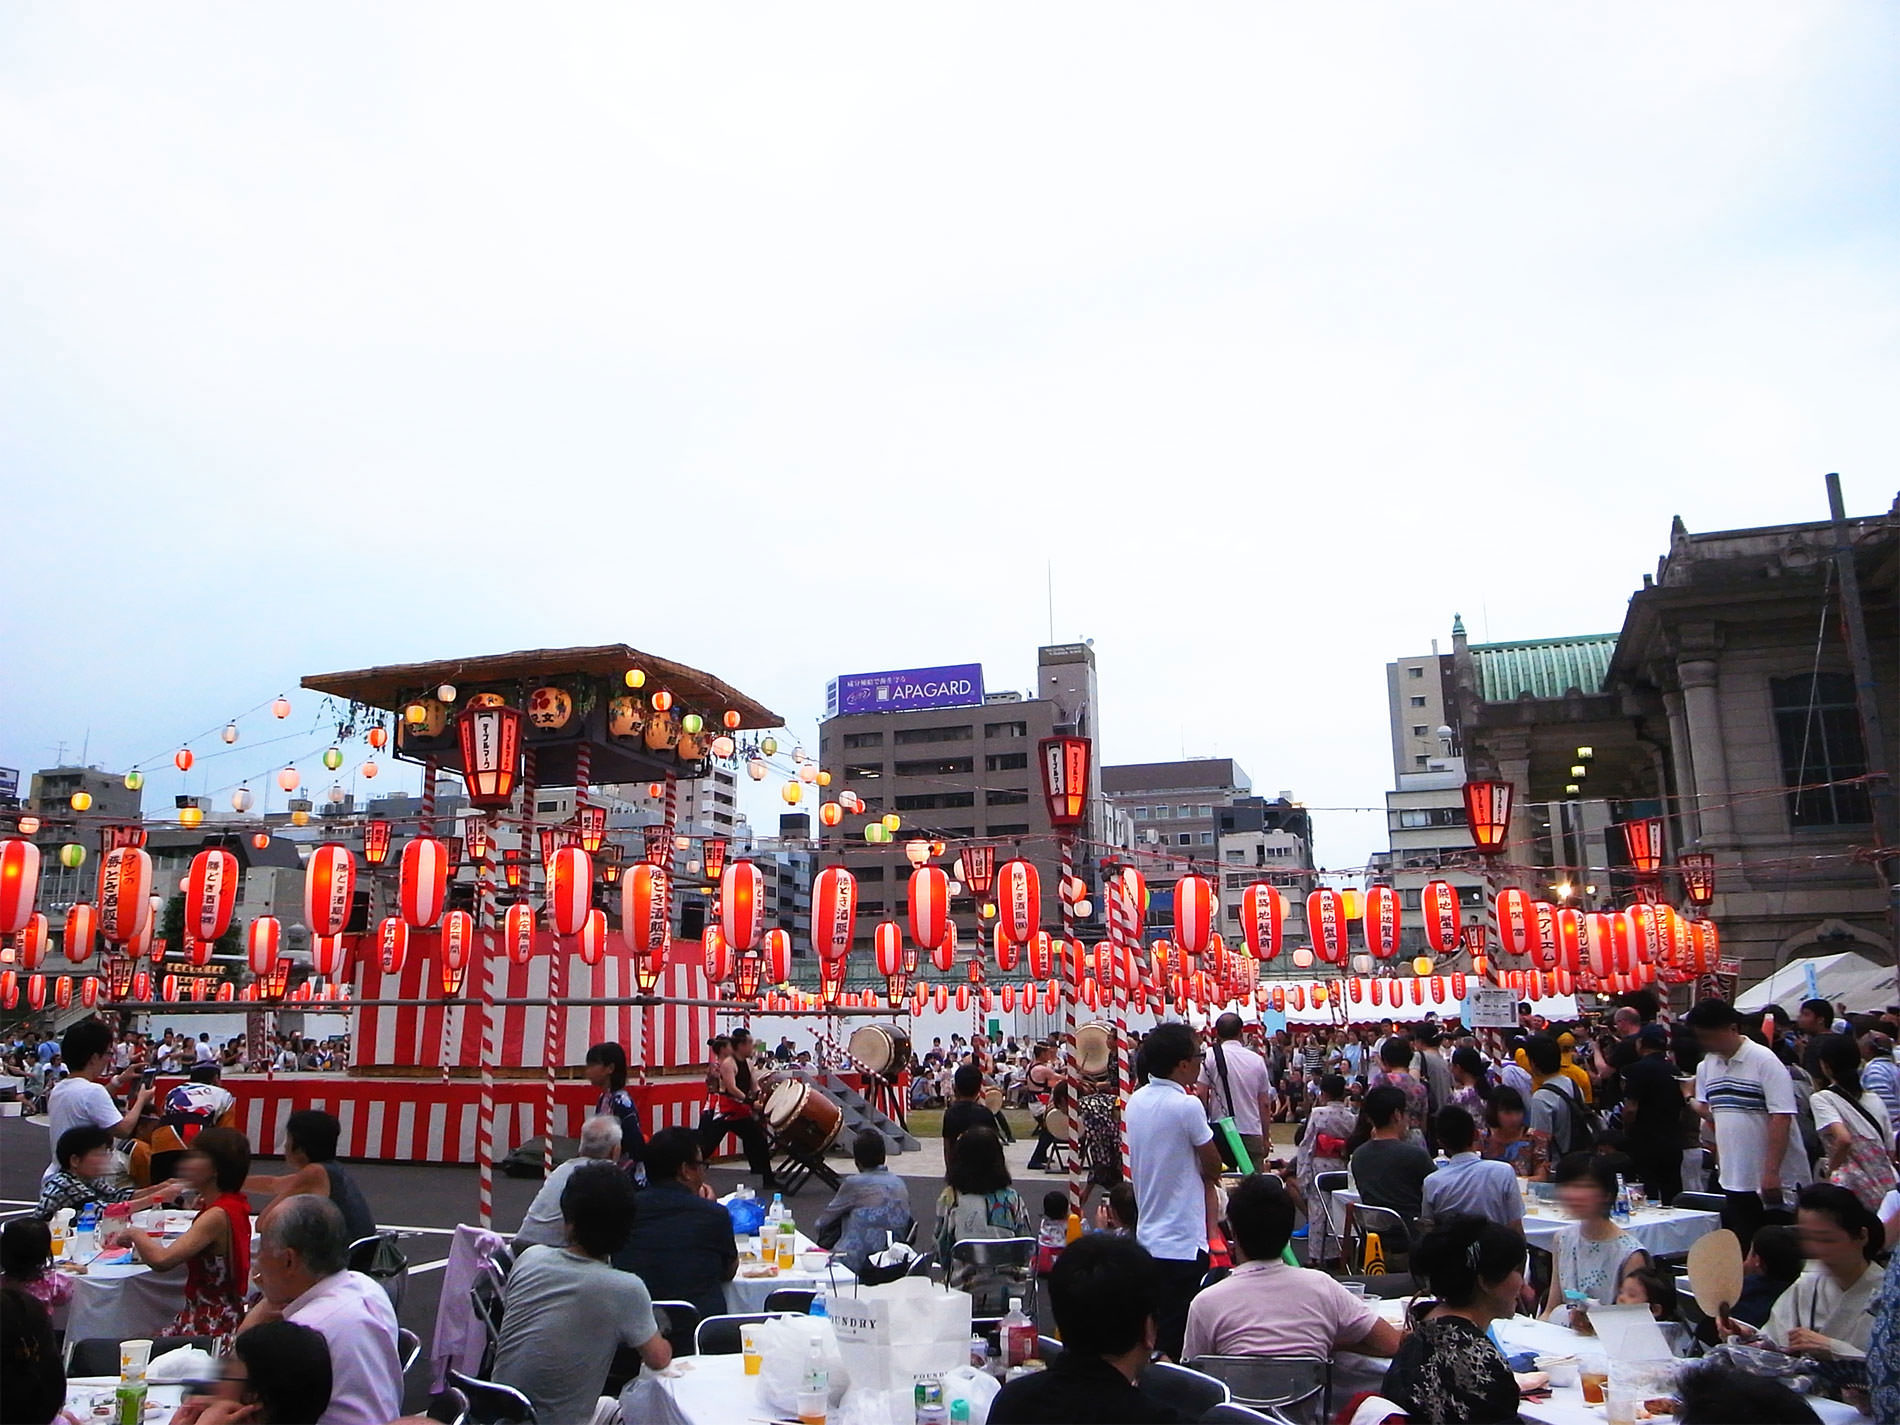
[720,861,766,953]
[376,917,409,972]
[1628,902,1664,966]
[54,974,73,1009]
[874,921,904,978]
[1553,906,1584,973]
[908,866,949,955]
[545,847,593,938]
[96,847,153,946]
[504,902,535,964]
[247,915,282,975]
[616,863,665,957]
[812,867,858,962]
[699,924,730,983]
[1174,875,1215,956]
[1495,888,1537,958]
[1421,880,1460,954]
[1237,883,1281,961]
[1530,902,1558,971]
[1,839,42,934]
[17,912,48,971]
[1362,885,1401,959]
[62,903,96,965]
[1027,929,1054,980]
[441,908,473,974]
[303,845,357,941]
[397,837,449,930]
[995,860,1040,946]
[578,909,610,966]
[763,928,792,985]
[1305,889,1349,964]
[185,849,240,943]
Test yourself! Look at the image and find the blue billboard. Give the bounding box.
[826,663,985,717]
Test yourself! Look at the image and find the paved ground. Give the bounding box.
[0,1108,1086,1413]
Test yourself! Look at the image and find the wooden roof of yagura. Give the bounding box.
[301,644,782,791]
[302,644,781,728]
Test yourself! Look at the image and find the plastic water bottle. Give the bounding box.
[798,1338,829,1425]
[1613,1174,1632,1224]
[809,1291,828,1319]
[768,1191,786,1228]
[1002,1296,1036,1368]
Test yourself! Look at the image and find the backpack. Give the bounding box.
[1535,1079,1600,1158]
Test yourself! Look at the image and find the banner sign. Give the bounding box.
[827,663,984,717]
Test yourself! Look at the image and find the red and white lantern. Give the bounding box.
[96,848,153,945]
[1174,875,1215,956]
[18,912,48,971]
[63,903,96,965]
[304,845,357,940]
[1305,889,1349,964]
[908,866,949,955]
[764,928,792,985]
[312,934,347,978]
[506,902,536,964]
[995,860,1040,946]
[1362,885,1402,959]
[1495,888,1537,958]
[622,863,670,957]
[812,867,858,963]
[1241,884,1284,960]
[701,925,730,983]
[1422,880,1460,954]
[0,839,41,934]
[247,916,282,976]
[398,837,450,929]
[55,974,73,1009]
[1531,902,1558,972]
[185,849,240,943]
[441,909,474,975]
[720,861,766,953]
[578,908,610,966]
[377,917,409,972]
[874,921,904,978]
[546,847,593,938]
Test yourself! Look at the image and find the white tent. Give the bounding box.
[1734,951,1898,1014]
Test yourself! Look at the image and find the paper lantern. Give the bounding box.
[1462,780,1513,854]
[276,766,300,793]
[908,866,950,954]
[185,936,213,967]
[185,849,240,943]
[995,859,1040,946]
[375,917,409,972]
[1678,852,1717,908]
[1042,980,1059,1014]
[173,747,193,772]
[763,928,793,985]
[874,921,904,978]
[1621,818,1666,877]
[97,847,153,945]
[457,704,524,809]
[1027,929,1053,980]
[622,863,670,957]
[1240,883,1284,960]
[1531,902,1558,972]
[1628,902,1664,966]
[18,912,48,971]
[1037,736,1091,828]
[812,867,858,962]
[1288,983,1305,1011]
[59,843,87,869]
[1362,885,1402,959]
[1553,906,1584,973]
[440,908,473,973]
[1495,888,1537,958]
[243,915,281,976]
[578,908,610,966]
[506,902,536,964]
[700,925,730,982]
[1173,875,1215,956]
[1421,880,1460,954]
[0,839,41,934]
[543,847,592,938]
[63,903,97,964]
[1,969,17,1008]
[304,845,357,940]
[1305,889,1349,964]
[720,861,766,952]
[55,974,73,1009]
[398,837,450,929]
[360,820,393,868]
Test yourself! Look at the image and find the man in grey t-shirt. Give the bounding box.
[495,1162,670,1425]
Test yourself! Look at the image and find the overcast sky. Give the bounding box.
[3,4,1895,872]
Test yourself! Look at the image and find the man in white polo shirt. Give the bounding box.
[1688,998,1811,1251]
[1127,1021,1223,1361]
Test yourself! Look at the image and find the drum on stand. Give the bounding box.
[981,1087,1005,1115]
[847,1023,911,1079]
[763,1079,844,1158]
[1075,1022,1115,1080]
[1042,1106,1071,1142]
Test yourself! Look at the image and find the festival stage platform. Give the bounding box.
[176,1071,710,1164]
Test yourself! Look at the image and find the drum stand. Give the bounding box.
[768,1139,842,1196]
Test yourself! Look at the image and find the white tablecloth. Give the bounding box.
[64,1262,189,1346]
[725,1232,858,1312]
[653,1352,770,1425]
[1329,1188,1720,1257]
[63,1377,187,1423]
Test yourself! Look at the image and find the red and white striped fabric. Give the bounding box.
[399,837,450,929]
[351,931,715,1073]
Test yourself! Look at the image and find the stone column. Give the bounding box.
[1677,659,1735,848]
[1663,689,1701,846]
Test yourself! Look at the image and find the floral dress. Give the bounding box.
[1384,1315,1520,1423]
[165,1192,251,1344]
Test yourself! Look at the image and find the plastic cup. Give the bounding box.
[1579,1364,1608,1406]
[796,1389,827,1425]
[1606,1387,1639,1425]
[741,1327,761,1376]
[120,1339,153,1378]
[1534,1354,1578,1389]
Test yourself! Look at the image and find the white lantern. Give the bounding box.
[230,787,254,813]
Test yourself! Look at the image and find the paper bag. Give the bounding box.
[832,1277,974,1425]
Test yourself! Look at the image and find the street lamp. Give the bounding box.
[1678,852,1717,910]
[457,705,524,810]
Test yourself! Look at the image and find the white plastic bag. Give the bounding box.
[147,1346,218,1383]
[832,1278,974,1425]
[756,1314,849,1416]
[940,1365,1001,1425]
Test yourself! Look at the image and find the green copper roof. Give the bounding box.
[1472,635,1618,701]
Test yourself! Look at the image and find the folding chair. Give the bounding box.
[650,1299,700,1356]
[1311,1171,1349,1267]
[446,1369,535,1425]
[469,1271,506,1375]
[952,1236,1037,1323]
[1136,1361,1230,1419]
[694,1312,781,1355]
[397,1327,422,1374]
[763,1287,817,1314]
[1342,1203,1411,1274]
[425,1385,470,1425]
[348,1230,411,1310]
[1190,1355,1329,1425]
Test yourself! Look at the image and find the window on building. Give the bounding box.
[1152,805,1171,820]
[1133,807,1149,820]
[844,763,883,781]
[984,752,1029,772]
[988,823,1030,836]
[986,789,1029,805]
[842,732,883,749]
[1177,833,1191,846]
[1199,831,1214,845]
[1409,695,1427,707]
[1199,805,1214,818]
[1415,755,1430,767]
[1772,672,1874,827]
[859,900,886,915]
[894,725,973,744]
[984,721,1028,739]
[1397,807,1465,829]
[1225,850,1245,864]
[1412,725,1428,737]
[537,799,560,814]
[894,757,974,777]
[894,792,976,811]
[1409,666,1424,679]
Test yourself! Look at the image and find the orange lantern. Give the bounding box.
[0,839,41,935]
[398,836,450,929]
[622,863,670,957]
[1305,889,1349,964]
[304,845,357,940]
[578,908,610,967]
[97,847,154,946]
[1362,885,1402,959]
[1174,875,1216,956]
[995,860,1040,946]
[1462,780,1513,854]
[1421,880,1460,954]
[18,912,49,971]
[720,861,766,952]
[506,901,536,964]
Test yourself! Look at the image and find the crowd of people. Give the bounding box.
[1,1027,349,1116]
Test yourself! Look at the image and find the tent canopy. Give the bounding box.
[1734,951,1898,1015]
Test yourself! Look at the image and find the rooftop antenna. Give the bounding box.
[1046,561,1054,645]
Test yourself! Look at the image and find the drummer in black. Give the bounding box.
[701,1027,778,1189]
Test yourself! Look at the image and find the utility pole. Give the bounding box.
[1822,473,1900,1002]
